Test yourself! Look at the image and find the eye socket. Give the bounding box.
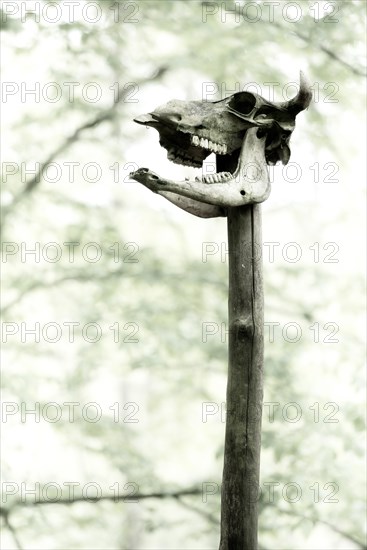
[228,92,256,115]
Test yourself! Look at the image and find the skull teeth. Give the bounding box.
[166,144,232,178]
[195,171,233,183]
[190,135,227,155]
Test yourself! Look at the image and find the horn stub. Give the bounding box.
[280,71,312,114]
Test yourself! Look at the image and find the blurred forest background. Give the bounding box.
[1,0,366,549]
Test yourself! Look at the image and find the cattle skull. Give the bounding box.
[130,72,311,217]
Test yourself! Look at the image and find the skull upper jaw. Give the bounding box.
[134,113,292,182]
[133,72,311,181]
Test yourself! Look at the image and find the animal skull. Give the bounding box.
[130,72,311,217]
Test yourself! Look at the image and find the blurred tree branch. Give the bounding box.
[1,508,24,550]
[5,492,363,550]
[274,507,367,549]
[287,27,367,77]
[1,486,201,550]
[0,486,201,514]
[1,66,168,229]
[1,263,226,316]
[233,9,366,78]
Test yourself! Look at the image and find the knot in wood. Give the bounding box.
[232,317,254,342]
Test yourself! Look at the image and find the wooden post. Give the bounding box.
[219,204,264,550]
[131,72,311,548]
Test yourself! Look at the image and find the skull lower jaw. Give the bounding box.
[130,128,271,208]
